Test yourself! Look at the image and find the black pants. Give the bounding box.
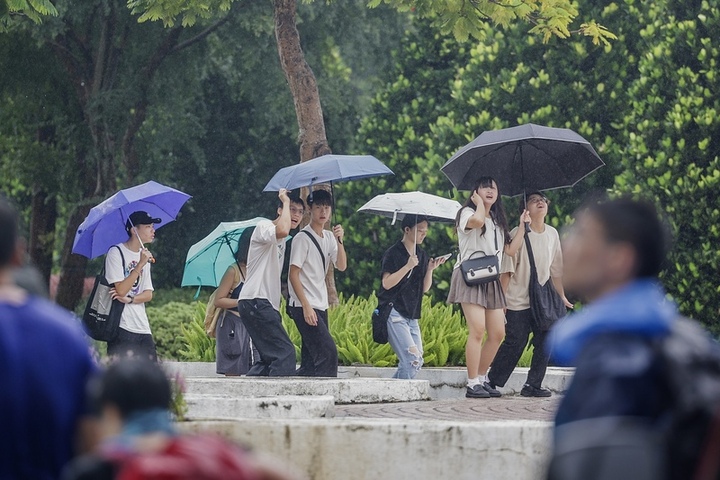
[106,328,157,362]
[488,308,549,388]
[238,299,296,376]
[288,306,338,377]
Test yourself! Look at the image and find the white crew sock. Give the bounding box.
[467,376,481,387]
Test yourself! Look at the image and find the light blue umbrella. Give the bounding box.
[262,154,393,192]
[72,181,191,259]
[181,218,268,288]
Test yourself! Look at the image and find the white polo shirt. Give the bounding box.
[288,225,339,311]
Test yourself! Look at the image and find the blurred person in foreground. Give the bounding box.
[63,359,303,480]
[545,197,720,480]
[0,195,97,479]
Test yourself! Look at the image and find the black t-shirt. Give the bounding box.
[378,241,428,319]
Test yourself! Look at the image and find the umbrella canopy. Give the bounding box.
[440,123,604,196]
[357,191,462,224]
[181,218,267,288]
[72,181,191,259]
[263,154,393,192]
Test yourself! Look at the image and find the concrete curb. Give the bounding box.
[180,418,553,480]
[184,376,431,404]
[185,394,335,420]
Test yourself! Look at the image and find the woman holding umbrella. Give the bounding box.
[212,227,259,376]
[447,177,529,398]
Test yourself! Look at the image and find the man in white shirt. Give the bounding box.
[106,211,159,361]
[288,189,347,376]
[238,189,304,376]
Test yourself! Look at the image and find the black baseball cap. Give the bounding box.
[125,211,161,231]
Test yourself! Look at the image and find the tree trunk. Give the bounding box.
[273,0,339,305]
[55,204,92,310]
[28,188,57,286]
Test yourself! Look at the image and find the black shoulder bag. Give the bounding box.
[524,233,566,331]
[82,246,126,342]
[460,222,500,286]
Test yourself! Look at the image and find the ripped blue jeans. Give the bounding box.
[387,308,424,379]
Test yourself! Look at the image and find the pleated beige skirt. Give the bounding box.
[446,267,506,310]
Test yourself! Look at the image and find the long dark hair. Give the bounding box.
[455,176,512,244]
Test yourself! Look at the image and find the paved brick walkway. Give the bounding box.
[335,395,560,422]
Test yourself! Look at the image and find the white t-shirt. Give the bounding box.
[501,225,563,311]
[454,207,505,270]
[288,225,339,311]
[105,243,154,334]
[237,220,286,311]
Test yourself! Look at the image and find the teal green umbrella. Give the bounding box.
[181,218,268,289]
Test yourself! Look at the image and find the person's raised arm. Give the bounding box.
[382,255,418,290]
[504,210,531,257]
[110,248,152,298]
[332,224,347,271]
[423,255,447,293]
[464,191,487,230]
[275,189,292,239]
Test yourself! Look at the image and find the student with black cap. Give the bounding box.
[105,211,160,361]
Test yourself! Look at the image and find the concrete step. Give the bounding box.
[163,362,574,400]
[184,377,430,404]
[185,394,335,420]
[180,418,552,480]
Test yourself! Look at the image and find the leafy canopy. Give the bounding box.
[124,0,614,45]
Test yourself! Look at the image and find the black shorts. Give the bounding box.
[106,328,157,362]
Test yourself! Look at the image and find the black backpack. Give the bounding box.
[548,317,720,480]
[660,317,720,480]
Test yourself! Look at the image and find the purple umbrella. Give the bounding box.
[72,181,192,259]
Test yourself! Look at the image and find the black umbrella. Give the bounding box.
[440,123,604,196]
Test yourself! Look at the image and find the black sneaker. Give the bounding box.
[482,381,502,397]
[520,384,552,397]
[466,384,491,398]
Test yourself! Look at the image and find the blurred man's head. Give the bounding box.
[401,215,429,245]
[562,198,670,301]
[0,196,21,271]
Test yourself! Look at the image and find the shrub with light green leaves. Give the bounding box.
[180,293,536,368]
[146,301,198,360]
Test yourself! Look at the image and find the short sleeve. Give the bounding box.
[289,234,310,268]
[105,246,126,284]
[255,221,278,245]
[549,228,564,278]
[501,251,516,275]
[380,246,401,276]
[458,207,474,232]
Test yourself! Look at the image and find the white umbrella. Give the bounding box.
[357,191,462,225]
[358,191,461,258]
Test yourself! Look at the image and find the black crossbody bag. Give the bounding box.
[460,222,500,286]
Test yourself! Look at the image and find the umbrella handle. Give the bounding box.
[134,230,156,264]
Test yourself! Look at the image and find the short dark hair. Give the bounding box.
[277,192,304,210]
[307,189,333,208]
[585,197,670,278]
[401,215,429,231]
[89,359,171,419]
[0,196,19,268]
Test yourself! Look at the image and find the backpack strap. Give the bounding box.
[300,230,326,271]
[102,245,126,277]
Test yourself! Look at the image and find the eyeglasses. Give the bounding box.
[290,207,305,215]
[527,196,549,205]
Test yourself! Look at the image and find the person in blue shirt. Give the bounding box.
[0,195,97,479]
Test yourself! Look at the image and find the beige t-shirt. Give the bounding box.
[237,220,286,311]
[502,225,563,311]
[288,225,339,311]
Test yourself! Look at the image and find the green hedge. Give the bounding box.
[179,292,536,368]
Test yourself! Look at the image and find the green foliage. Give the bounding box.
[179,293,539,367]
[178,301,216,361]
[0,0,58,29]
[146,301,199,360]
[369,0,615,45]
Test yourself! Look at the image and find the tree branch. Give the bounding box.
[170,14,231,54]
